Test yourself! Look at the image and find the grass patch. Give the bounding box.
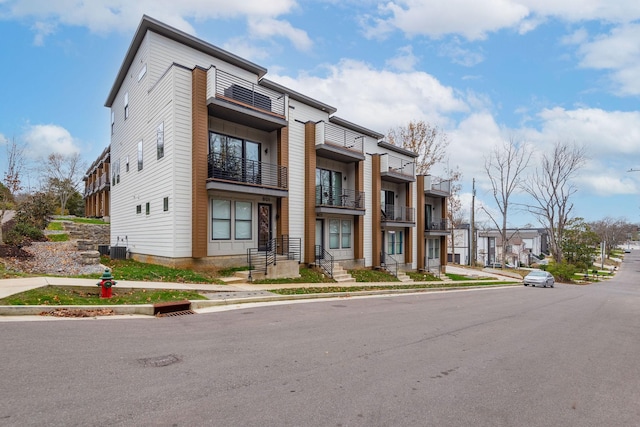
[445,273,496,281]
[46,222,64,231]
[70,218,108,224]
[348,268,399,282]
[47,233,69,242]
[252,267,335,284]
[80,257,224,284]
[0,285,207,306]
[217,266,250,277]
[270,281,518,295]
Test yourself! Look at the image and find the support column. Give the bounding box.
[405,181,413,267]
[354,160,364,261]
[371,155,382,268]
[191,67,208,258]
[416,176,425,270]
[277,127,289,238]
[304,122,317,265]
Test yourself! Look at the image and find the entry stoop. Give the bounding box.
[395,271,414,283]
[332,263,356,283]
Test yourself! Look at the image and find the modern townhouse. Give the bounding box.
[83,146,110,219]
[88,15,451,278]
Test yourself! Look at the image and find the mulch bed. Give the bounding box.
[0,245,32,258]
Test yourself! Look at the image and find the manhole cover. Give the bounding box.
[137,354,182,367]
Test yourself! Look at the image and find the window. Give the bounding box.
[163,197,169,212]
[382,190,395,218]
[428,238,440,259]
[111,162,117,186]
[145,202,150,215]
[388,231,403,254]
[136,205,141,214]
[157,122,164,159]
[124,92,129,119]
[111,111,115,135]
[125,156,129,173]
[116,159,120,184]
[425,204,433,229]
[316,168,343,206]
[235,201,252,240]
[209,132,260,184]
[137,140,143,171]
[138,63,147,81]
[341,220,351,248]
[329,219,352,249]
[212,199,231,240]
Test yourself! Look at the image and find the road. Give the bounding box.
[2,254,640,426]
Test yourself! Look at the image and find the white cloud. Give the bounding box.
[247,17,312,52]
[21,124,81,159]
[271,59,468,133]
[0,0,304,48]
[0,133,7,146]
[385,45,419,71]
[438,39,484,67]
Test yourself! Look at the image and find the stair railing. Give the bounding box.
[315,245,334,278]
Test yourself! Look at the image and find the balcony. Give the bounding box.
[207,68,287,132]
[206,152,288,198]
[423,175,451,196]
[97,173,110,191]
[315,185,365,216]
[381,204,415,226]
[315,121,366,163]
[425,218,452,236]
[380,155,415,183]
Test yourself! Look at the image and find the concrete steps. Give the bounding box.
[395,271,414,283]
[331,263,356,283]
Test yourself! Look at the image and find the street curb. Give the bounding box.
[0,283,520,316]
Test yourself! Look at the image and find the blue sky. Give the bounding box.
[1,0,639,227]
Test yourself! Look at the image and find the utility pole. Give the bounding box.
[470,178,476,266]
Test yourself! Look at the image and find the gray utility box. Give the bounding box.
[110,246,127,260]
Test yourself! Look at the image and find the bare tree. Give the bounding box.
[444,166,463,263]
[387,120,449,174]
[42,153,84,215]
[482,138,532,265]
[523,141,587,263]
[0,138,25,244]
[590,217,636,257]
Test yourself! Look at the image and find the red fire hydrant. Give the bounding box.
[97,268,116,299]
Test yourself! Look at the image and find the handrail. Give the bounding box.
[247,236,301,281]
[208,152,288,189]
[381,204,415,222]
[315,185,365,209]
[314,245,334,278]
[380,251,399,277]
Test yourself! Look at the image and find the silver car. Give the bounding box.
[523,270,555,287]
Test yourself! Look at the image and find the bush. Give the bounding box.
[547,262,577,283]
[4,221,44,245]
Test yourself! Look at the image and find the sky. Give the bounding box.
[1,0,639,228]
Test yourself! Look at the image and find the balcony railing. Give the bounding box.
[316,185,365,209]
[215,69,285,117]
[381,204,415,223]
[384,155,415,177]
[426,219,451,231]
[207,152,288,190]
[318,122,365,153]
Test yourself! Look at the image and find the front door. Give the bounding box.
[258,204,272,251]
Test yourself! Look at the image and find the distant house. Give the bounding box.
[83,146,110,219]
[448,224,471,265]
[83,15,451,276]
[476,228,548,267]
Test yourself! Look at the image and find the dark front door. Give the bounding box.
[258,204,272,251]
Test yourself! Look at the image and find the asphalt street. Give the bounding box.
[1,253,640,426]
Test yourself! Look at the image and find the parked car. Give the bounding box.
[523,270,555,287]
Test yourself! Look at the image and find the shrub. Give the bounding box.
[547,262,577,283]
[4,221,44,245]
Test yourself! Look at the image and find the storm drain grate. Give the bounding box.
[156,309,195,317]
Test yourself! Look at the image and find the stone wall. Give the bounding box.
[62,222,110,245]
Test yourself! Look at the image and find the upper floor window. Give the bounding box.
[124,92,129,119]
[137,140,143,171]
[111,111,115,135]
[316,168,342,206]
[157,122,164,159]
[209,132,260,184]
[138,63,147,82]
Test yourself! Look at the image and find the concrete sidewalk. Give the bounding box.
[0,266,520,319]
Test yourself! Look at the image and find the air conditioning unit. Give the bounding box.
[110,246,127,260]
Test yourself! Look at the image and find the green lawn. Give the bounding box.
[270,281,518,295]
[0,286,207,305]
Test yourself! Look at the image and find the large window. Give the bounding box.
[124,92,129,119]
[212,199,231,240]
[211,199,253,241]
[137,140,143,171]
[382,190,395,218]
[235,201,252,240]
[428,238,440,259]
[156,122,164,159]
[209,132,260,184]
[316,168,342,206]
[329,219,352,249]
[388,231,403,255]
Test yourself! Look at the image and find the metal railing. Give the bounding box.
[320,121,365,153]
[215,69,285,117]
[208,152,288,190]
[314,245,334,278]
[315,185,365,209]
[247,236,301,282]
[381,251,399,277]
[426,218,451,231]
[381,204,415,222]
[386,155,415,177]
